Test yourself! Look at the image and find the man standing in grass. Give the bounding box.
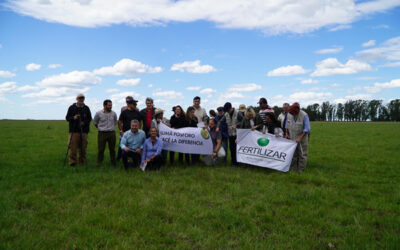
[193,96,209,126]
[65,93,92,167]
[93,99,118,167]
[278,103,289,137]
[120,120,146,170]
[140,97,156,138]
[286,103,310,172]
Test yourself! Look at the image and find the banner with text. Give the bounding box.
[237,129,297,172]
[159,123,213,155]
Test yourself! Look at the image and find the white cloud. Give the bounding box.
[330,83,341,87]
[287,91,333,105]
[93,58,162,76]
[17,85,40,91]
[315,47,343,54]
[0,70,16,78]
[301,79,319,84]
[0,81,17,94]
[186,86,202,91]
[227,83,262,92]
[362,40,376,47]
[26,63,41,71]
[364,79,400,93]
[48,64,62,69]
[153,90,184,99]
[267,65,308,76]
[356,36,400,61]
[116,78,141,86]
[200,88,216,95]
[148,84,153,88]
[372,24,389,29]
[380,61,400,68]
[220,92,245,99]
[110,91,141,105]
[356,76,380,81]
[343,94,372,100]
[105,88,119,93]
[36,70,101,88]
[311,58,372,77]
[171,60,216,74]
[22,87,90,98]
[329,24,352,31]
[7,1,399,34]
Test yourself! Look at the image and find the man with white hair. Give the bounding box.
[120,120,146,170]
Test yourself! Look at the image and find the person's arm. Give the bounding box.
[217,115,226,129]
[234,112,243,128]
[66,106,78,122]
[141,141,147,163]
[93,112,99,128]
[120,133,128,151]
[295,115,310,143]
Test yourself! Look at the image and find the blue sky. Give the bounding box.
[0,0,399,119]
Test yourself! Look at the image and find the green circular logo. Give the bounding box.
[257,137,269,147]
[201,129,210,140]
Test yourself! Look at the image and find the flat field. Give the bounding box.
[0,121,399,249]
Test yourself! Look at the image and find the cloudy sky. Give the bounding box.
[1,0,400,119]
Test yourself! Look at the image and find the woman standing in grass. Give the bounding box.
[169,105,188,165]
[185,106,199,165]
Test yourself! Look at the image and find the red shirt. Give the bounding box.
[146,109,153,128]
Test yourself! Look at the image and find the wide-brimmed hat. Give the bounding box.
[239,104,246,113]
[154,108,164,116]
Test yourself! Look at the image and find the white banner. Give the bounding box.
[236,129,297,172]
[159,123,213,155]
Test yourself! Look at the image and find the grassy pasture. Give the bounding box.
[0,121,399,249]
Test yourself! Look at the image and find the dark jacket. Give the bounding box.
[170,115,187,129]
[66,103,92,133]
[214,115,228,138]
[186,116,198,128]
[239,114,263,130]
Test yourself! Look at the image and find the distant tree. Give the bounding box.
[321,102,330,121]
[336,103,344,121]
[388,99,400,121]
[368,100,382,121]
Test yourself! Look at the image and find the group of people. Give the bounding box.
[65,93,310,172]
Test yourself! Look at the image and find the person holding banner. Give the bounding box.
[265,113,284,137]
[151,108,169,162]
[186,106,200,164]
[239,107,262,131]
[120,120,146,170]
[285,103,310,172]
[201,119,225,166]
[141,127,164,171]
[169,105,189,165]
[217,102,243,166]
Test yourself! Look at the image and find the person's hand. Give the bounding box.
[212,152,217,158]
[145,159,151,163]
[124,147,130,152]
[251,126,257,131]
[235,139,238,144]
[275,134,281,137]
[216,128,219,132]
[73,114,80,120]
[285,134,289,139]
[135,148,142,154]
[262,130,266,134]
[232,124,237,129]
[296,137,302,143]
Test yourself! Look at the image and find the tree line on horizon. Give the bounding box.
[252,99,400,122]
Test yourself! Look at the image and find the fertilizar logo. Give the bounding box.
[257,137,269,147]
[201,129,210,140]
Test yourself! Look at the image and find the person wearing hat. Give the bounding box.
[278,103,290,137]
[214,106,229,163]
[285,103,310,172]
[65,93,92,166]
[117,96,143,162]
[216,102,243,166]
[151,108,169,161]
[258,97,274,125]
[140,97,156,138]
[93,99,118,167]
[238,104,246,117]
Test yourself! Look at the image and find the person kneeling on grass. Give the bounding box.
[120,119,146,170]
[201,119,226,166]
[140,127,164,171]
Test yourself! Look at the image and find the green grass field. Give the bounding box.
[0,121,399,249]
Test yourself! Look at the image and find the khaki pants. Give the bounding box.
[290,134,308,172]
[97,131,116,165]
[68,132,88,165]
